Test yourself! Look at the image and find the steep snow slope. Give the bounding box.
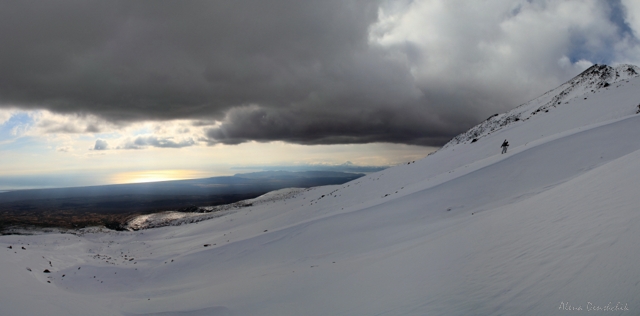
[2,66,640,315]
[446,64,640,147]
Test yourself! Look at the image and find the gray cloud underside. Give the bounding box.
[94,136,195,150]
[120,136,195,150]
[94,139,109,150]
[0,1,626,146]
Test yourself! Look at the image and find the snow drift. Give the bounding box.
[2,64,640,315]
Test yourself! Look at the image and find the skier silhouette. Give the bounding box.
[501,139,509,154]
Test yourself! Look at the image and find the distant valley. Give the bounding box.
[0,171,366,233]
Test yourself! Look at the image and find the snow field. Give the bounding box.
[2,69,640,315]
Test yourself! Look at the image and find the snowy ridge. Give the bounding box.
[445,64,640,147]
[3,65,640,315]
[125,188,307,231]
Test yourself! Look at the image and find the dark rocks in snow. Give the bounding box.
[471,138,478,143]
[624,66,637,75]
[7,246,11,249]
[485,114,499,121]
[445,64,640,149]
[43,269,50,273]
[21,246,26,250]
[204,244,211,247]
[104,221,126,231]
[446,113,522,147]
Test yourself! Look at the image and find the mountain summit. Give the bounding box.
[446,63,640,147]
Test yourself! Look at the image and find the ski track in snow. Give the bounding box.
[2,66,640,315]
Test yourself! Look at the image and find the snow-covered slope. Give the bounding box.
[3,65,640,315]
[446,64,640,147]
[124,188,307,231]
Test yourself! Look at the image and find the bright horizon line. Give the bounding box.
[0,161,400,191]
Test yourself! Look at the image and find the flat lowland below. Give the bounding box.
[0,171,364,233]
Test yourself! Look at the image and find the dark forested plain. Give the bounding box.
[0,171,364,233]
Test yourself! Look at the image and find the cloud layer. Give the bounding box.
[2,0,640,146]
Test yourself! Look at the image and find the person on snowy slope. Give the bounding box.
[501,139,509,154]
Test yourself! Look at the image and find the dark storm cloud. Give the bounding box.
[0,1,629,146]
[204,104,454,146]
[0,0,384,118]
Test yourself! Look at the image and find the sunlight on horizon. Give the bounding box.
[111,169,208,184]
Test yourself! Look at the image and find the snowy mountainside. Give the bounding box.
[446,64,640,147]
[3,65,640,315]
[124,188,307,230]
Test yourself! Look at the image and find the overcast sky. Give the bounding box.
[2,0,640,189]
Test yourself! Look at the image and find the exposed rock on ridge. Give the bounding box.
[444,64,640,147]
